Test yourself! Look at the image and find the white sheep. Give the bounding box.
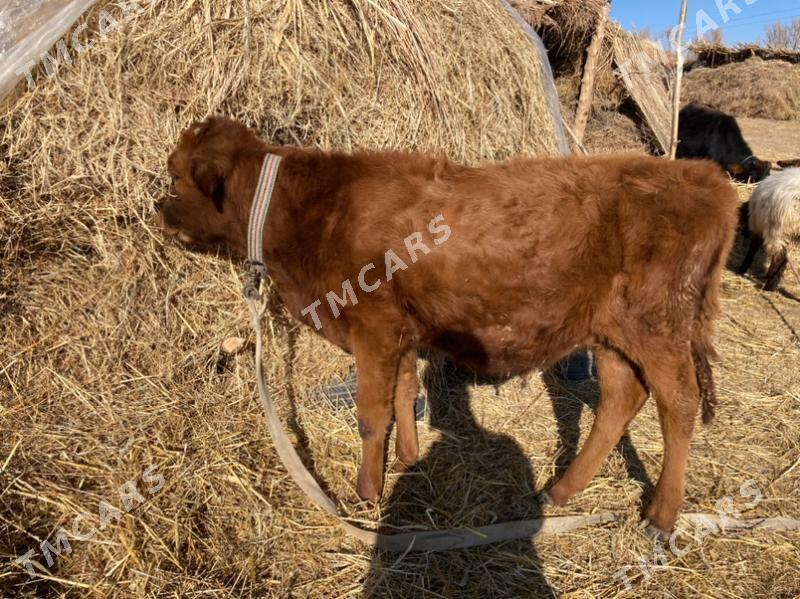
[739,167,800,291]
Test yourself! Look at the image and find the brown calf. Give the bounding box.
[159,117,739,534]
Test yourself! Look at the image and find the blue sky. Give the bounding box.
[612,0,800,45]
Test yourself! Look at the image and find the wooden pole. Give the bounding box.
[669,0,690,159]
[573,1,611,144]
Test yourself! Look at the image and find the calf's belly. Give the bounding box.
[426,315,592,375]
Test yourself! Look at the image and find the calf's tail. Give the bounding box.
[691,195,737,424]
[690,251,721,424]
[691,337,717,424]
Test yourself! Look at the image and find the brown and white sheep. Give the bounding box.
[739,168,800,291]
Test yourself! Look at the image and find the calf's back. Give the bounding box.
[262,151,738,373]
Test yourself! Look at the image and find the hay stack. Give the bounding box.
[511,0,624,114]
[0,0,563,594]
[510,0,610,73]
[510,0,673,154]
[690,41,800,67]
[581,109,653,154]
[613,32,674,152]
[684,56,800,121]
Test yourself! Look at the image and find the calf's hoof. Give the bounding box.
[541,483,572,506]
[356,472,382,504]
[644,505,679,538]
[391,459,416,474]
[641,520,671,543]
[537,491,555,506]
[392,446,419,474]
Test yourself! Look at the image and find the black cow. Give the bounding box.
[677,103,771,183]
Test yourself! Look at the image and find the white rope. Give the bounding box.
[248,304,800,549]
[681,514,800,532]
[242,151,800,553]
[246,297,620,551]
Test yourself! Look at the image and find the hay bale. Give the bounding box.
[0,0,562,593]
[684,57,800,121]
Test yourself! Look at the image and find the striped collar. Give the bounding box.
[243,153,282,300]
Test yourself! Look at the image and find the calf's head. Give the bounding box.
[728,157,771,183]
[157,116,260,249]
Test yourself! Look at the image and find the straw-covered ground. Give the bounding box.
[2,1,800,597]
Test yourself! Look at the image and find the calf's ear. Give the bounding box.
[191,158,225,213]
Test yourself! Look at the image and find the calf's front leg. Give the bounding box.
[353,335,400,503]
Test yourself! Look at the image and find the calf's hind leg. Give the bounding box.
[352,334,401,503]
[640,344,700,534]
[546,347,648,506]
[393,349,420,472]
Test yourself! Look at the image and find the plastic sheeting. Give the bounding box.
[0,0,97,99]
[499,0,571,156]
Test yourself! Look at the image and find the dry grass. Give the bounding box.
[613,33,673,154]
[552,38,623,117]
[513,0,625,114]
[582,109,652,155]
[690,41,800,67]
[2,1,800,598]
[684,57,800,121]
[512,1,669,150]
[510,0,609,74]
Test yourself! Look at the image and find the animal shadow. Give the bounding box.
[364,357,556,598]
[542,352,654,504]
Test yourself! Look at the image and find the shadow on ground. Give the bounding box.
[364,357,555,597]
[363,351,655,597]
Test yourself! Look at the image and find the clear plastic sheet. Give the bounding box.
[500,0,571,156]
[0,0,97,99]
